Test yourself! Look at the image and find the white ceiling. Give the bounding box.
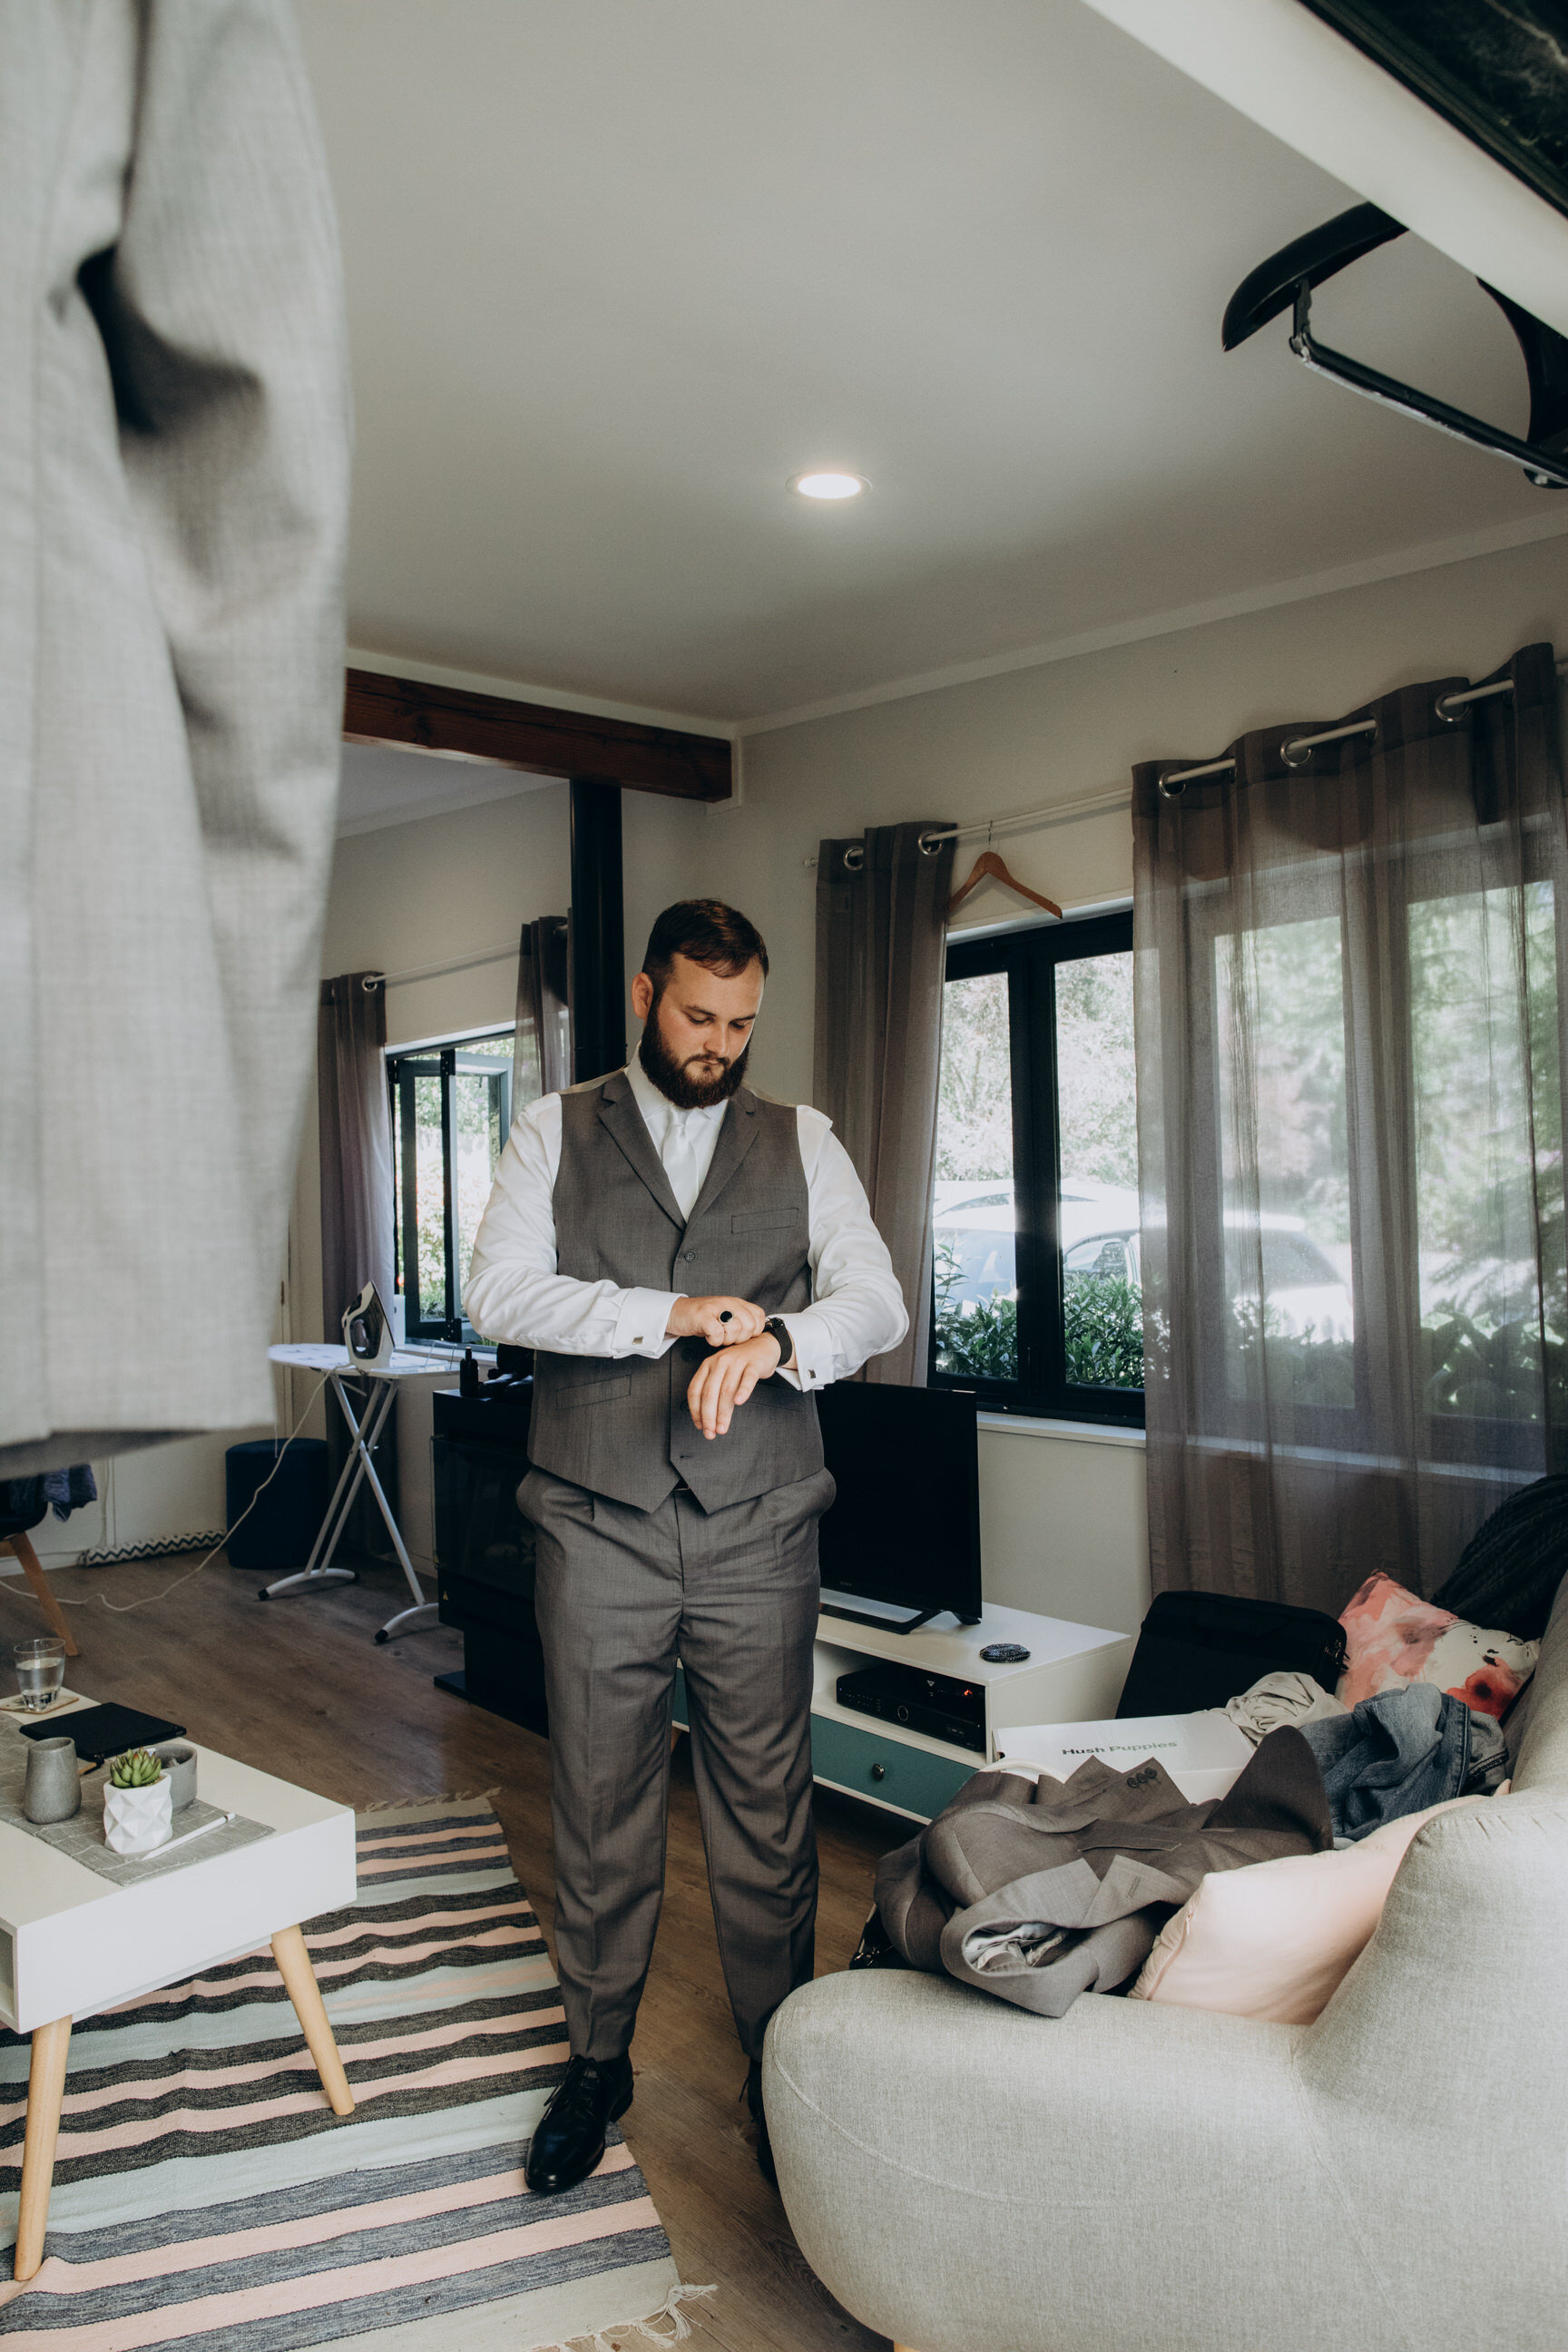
[298,0,1563,728]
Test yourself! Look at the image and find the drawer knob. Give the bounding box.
[869,1763,886,1782]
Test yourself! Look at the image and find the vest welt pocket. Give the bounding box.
[557,1375,632,1406]
[730,1208,799,1232]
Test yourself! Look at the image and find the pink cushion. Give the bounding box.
[1337,1571,1537,1720]
[1128,1796,1493,2024]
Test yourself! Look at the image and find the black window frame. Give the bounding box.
[389,1039,513,1344]
[930,910,1143,1428]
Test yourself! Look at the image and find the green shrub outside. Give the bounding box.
[932,1238,1144,1391]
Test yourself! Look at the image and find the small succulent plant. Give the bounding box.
[109,1747,163,1789]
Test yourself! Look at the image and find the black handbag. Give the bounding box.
[1115,1590,1348,1719]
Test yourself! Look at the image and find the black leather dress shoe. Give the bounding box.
[746,2059,777,2189]
[525,2053,634,2195]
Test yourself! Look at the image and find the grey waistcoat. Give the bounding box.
[528,1071,824,1513]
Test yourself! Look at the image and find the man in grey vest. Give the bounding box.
[465,900,906,2193]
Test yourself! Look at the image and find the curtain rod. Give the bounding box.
[360,942,515,993]
[806,664,1568,858]
[802,781,1132,869]
[1158,668,1568,799]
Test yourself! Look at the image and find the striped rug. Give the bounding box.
[0,1797,697,2351]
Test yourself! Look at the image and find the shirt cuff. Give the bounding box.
[772,1311,830,1391]
[612,1289,682,1357]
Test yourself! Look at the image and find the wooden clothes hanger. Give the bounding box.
[947,848,1062,920]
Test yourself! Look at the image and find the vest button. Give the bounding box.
[682,1250,696,1261]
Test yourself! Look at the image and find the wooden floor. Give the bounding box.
[9,1547,907,2352]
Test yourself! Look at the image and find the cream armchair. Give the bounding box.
[764,1592,1568,2352]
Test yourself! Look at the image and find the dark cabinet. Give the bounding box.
[431,1378,547,1735]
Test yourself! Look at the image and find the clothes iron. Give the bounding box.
[342,1279,396,1370]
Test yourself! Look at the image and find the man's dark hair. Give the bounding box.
[641,899,769,996]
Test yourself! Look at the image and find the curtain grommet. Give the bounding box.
[1435,692,1465,725]
[842,844,865,871]
[917,831,946,857]
[1157,773,1187,800]
[1279,737,1314,769]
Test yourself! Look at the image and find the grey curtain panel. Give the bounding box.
[513,916,573,1111]
[318,977,396,1338]
[0,1,350,1474]
[1132,642,1568,1613]
[815,820,956,1385]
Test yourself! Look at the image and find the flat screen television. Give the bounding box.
[816,1381,983,1632]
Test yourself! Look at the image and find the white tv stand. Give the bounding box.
[675,1599,1132,1825]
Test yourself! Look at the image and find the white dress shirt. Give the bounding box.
[462,1059,908,1391]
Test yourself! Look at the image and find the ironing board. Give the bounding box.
[265,1343,457,1644]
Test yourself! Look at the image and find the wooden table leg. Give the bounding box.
[15,2016,72,2282]
[4,1534,79,1659]
[270,1925,355,2116]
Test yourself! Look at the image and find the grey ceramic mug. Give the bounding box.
[152,1740,198,1811]
[24,1735,82,1824]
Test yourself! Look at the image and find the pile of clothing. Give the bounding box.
[871,1673,1509,2018]
[870,1489,1560,2018]
[1225,1668,1508,1825]
[874,1725,1330,2015]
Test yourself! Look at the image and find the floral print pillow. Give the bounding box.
[1338,1573,1538,1720]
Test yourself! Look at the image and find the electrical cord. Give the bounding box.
[50,1369,334,1616]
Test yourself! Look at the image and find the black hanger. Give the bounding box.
[1222,201,1568,492]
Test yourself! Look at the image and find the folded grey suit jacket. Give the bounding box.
[0,1,349,1469]
[876,1730,1332,2015]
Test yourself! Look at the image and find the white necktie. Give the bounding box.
[662,1110,702,1221]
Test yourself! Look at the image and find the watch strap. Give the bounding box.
[763,1316,794,1367]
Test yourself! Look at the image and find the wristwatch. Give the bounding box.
[762,1316,794,1367]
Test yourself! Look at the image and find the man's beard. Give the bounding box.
[638,1007,750,1110]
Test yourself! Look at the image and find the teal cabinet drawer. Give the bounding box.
[810,1712,977,1821]
[674,1677,975,1822]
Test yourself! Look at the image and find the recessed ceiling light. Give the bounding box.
[788,470,869,501]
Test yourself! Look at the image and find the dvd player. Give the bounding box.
[835,1660,987,1754]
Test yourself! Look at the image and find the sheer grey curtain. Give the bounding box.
[513,916,572,1111]
[318,975,395,1337]
[815,819,956,1385]
[1133,642,1566,1613]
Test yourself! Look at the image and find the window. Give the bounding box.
[931,912,1142,1425]
[1190,866,1565,1467]
[388,1031,514,1342]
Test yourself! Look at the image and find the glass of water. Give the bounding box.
[14,1637,67,1711]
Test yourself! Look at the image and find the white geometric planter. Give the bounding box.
[103,1775,172,1857]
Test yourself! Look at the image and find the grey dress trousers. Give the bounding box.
[524,1463,833,2063]
[518,1076,837,2062]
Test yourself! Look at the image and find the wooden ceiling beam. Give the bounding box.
[343,668,732,802]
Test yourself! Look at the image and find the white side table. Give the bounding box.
[0,1726,358,2282]
[267,1341,449,1642]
